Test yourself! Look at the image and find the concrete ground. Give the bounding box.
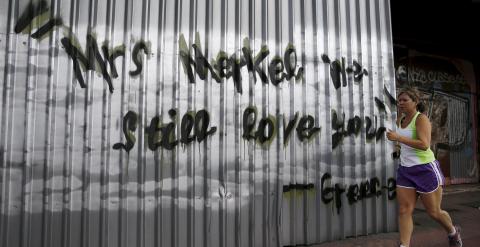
[312,183,480,247]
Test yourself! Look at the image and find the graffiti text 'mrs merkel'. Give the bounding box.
[179,33,304,94]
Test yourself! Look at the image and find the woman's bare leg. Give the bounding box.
[420,187,454,233]
[397,187,418,246]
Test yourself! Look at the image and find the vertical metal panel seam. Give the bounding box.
[20,1,37,246]
[218,0,226,245]
[309,0,322,244]
[203,1,212,246]
[286,0,295,243]
[381,0,397,231]
[153,0,166,246]
[0,0,19,246]
[354,0,368,236]
[375,0,388,232]
[186,1,196,247]
[99,0,114,245]
[138,0,150,246]
[248,0,255,244]
[343,0,357,237]
[363,0,374,234]
[234,1,241,247]
[321,0,332,241]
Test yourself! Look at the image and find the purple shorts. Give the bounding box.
[396,160,445,193]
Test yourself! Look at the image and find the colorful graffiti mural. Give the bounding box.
[394,47,478,184]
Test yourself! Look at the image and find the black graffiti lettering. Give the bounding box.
[321,173,345,213]
[14,0,63,39]
[161,122,178,150]
[332,110,386,148]
[384,85,397,106]
[146,116,163,151]
[195,110,217,143]
[228,54,246,94]
[359,180,372,199]
[352,60,365,82]
[365,116,376,140]
[242,107,257,141]
[376,127,386,141]
[214,51,232,78]
[341,57,347,87]
[180,112,196,145]
[160,123,176,150]
[160,109,179,150]
[344,177,396,207]
[192,44,221,82]
[284,44,297,80]
[296,115,320,142]
[323,55,368,89]
[330,60,342,89]
[374,97,387,113]
[146,112,178,151]
[321,173,334,204]
[30,18,63,39]
[321,54,331,63]
[287,175,397,211]
[347,184,359,204]
[283,183,314,193]
[113,111,138,152]
[268,56,285,86]
[295,67,304,81]
[241,45,254,76]
[14,0,49,34]
[253,46,270,83]
[239,42,269,84]
[347,116,362,136]
[329,58,347,89]
[129,41,150,76]
[332,110,345,149]
[178,34,221,84]
[370,177,382,197]
[86,34,114,92]
[145,110,178,151]
[61,37,89,89]
[350,61,360,74]
[179,37,196,84]
[211,52,246,94]
[283,112,299,146]
[334,183,345,214]
[387,178,396,200]
[256,117,276,144]
[332,110,345,131]
[179,35,303,93]
[61,34,116,93]
[101,43,125,79]
[364,116,385,141]
[332,132,344,149]
[143,109,216,151]
[243,108,320,146]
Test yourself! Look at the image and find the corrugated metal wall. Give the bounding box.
[0,0,398,246]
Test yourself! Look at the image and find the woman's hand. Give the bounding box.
[386,129,400,142]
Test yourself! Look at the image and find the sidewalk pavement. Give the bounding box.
[313,183,480,247]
